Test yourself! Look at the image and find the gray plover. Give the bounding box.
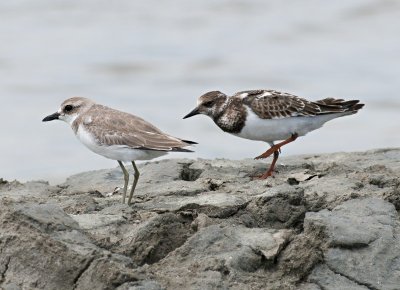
[184,89,363,179]
[43,97,196,204]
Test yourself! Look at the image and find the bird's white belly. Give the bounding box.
[234,108,346,142]
[76,125,166,161]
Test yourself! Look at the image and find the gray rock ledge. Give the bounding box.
[0,148,399,290]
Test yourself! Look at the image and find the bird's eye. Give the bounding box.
[203,101,214,108]
[64,105,73,112]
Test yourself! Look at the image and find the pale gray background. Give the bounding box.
[0,0,399,183]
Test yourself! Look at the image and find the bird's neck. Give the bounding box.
[213,98,247,133]
[70,104,95,133]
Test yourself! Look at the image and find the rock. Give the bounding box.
[116,280,163,290]
[74,257,141,290]
[0,180,58,201]
[0,203,93,289]
[114,212,195,266]
[244,184,306,229]
[14,203,80,231]
[191,213,215,230]
[305,198,397,248]
[298,283,322,290]
[282,197,400,290]
[307,198,400,290]
[0,148,400,289]
[70,213,126,230]
[139,192,248,218]
[150,224,292,289]
[62,195,99,214]
[279,197,400,289]
[0,202,138,290]
[308,264,369,290]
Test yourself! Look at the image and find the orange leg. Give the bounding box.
[255,150,280,179]
[254,133,298,160]
[254,133,298,179]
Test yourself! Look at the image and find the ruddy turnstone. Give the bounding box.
[184,90,364,179]
[43,97,196,204]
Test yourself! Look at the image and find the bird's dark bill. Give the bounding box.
[42,112,60,122]
[183,108,200,119]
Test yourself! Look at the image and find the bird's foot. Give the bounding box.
[252,170,275,180]
[254,146,278,160]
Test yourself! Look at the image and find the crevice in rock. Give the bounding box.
[208,180,221,191]
[331,242,369,250]
[307,268,325,290]
[88,190,104,198]
[296,263,323,287]
[276,223,328,283]
[179,163,203,181]
[288,174,318,185]
[383,182,400,210]
[326,264,376,290]
[72,256,96,289]
[112,277,141,289]
[368,175,399,189]
[178,200,249,219]
[306,175,318,181]
[287,178,300,185]
[0,257,10,285]
[272,235,294,267]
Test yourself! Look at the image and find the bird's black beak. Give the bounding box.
[42,112,60,122]
[183,107,200,119]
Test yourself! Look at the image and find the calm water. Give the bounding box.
[0,0,399,183]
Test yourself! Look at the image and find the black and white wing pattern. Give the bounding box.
[237,90,363,119]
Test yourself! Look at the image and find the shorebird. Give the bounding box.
[43,97,196,204]
[184,90,363,179]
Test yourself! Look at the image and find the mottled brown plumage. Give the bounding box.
[213,97,247,133]
[239,90,363,120]
[184,89,364,180]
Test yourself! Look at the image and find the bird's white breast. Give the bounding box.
[75,125,166,161]
[233,106,346,142]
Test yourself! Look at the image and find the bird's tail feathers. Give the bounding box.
[181,139,198,145]
[315,98,364,114]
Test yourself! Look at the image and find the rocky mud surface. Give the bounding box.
[0,148,399,290]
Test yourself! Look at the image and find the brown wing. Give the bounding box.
[82,104,193,152]
[240,90,321,119]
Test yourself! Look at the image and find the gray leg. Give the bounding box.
[117,160,129,204]
[127,160,140,205]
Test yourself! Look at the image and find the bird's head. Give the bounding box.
[42,97,95,125]
[183,91,227,119]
